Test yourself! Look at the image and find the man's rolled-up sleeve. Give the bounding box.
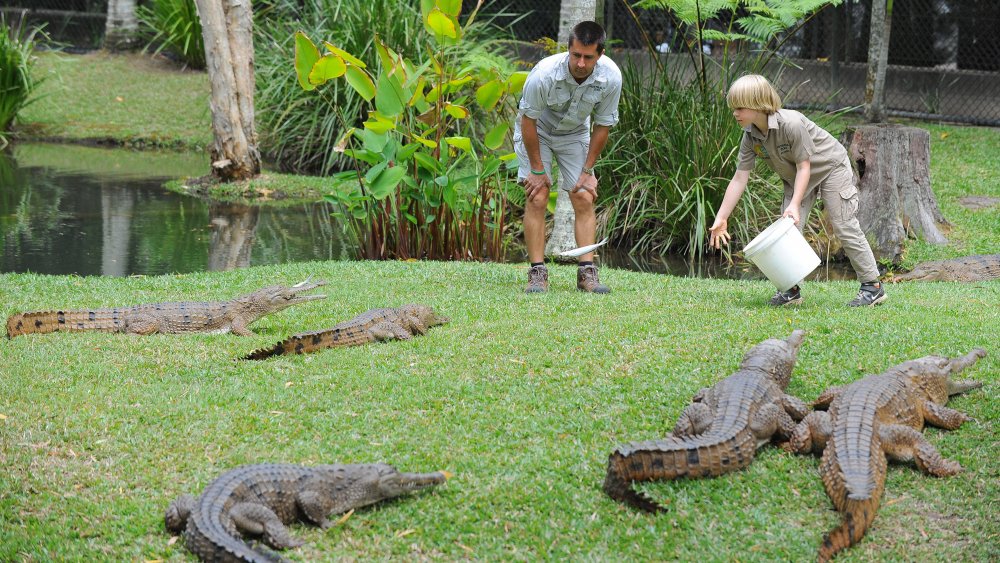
[519,73,545,120]
[592,79,621,127]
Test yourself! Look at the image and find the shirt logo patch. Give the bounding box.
[777,143,791,155]
[754,144,770,159]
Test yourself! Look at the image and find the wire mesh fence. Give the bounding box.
[476,0,1000,126]
[3,0,998,125]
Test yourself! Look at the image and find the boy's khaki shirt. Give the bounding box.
[736,109,849,191]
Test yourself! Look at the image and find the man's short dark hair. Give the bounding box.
[569,21,606,53]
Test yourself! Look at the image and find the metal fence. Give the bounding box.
[475,0,1000,126]
[4,0,998,125]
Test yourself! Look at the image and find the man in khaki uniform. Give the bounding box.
[709,74,886,307]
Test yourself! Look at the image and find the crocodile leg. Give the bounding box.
[749,403,796,445]
[921,400,972,430]
[164,494,196,534]
[779,394,811,420]
[672,403,713,438]
[878,424,963,476]
[786,411,831,455]
[229,502,305,549]
[812,385,845,410]
[230,316,256,337]
[125,314,161,335]
[368,322,412,341]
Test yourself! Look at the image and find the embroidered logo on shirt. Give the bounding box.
[777,143,791,155]
[754,144,770,159]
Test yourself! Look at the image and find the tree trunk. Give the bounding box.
[863,0,892,122]
[841,124,949,262]
[208,203,259,271]
[546,0,598,259]
[195,0,260,182]
[104,0,139,51]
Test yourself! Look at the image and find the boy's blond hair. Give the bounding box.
[726,74,782,113]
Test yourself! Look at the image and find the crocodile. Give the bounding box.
[5,279,326,339]
[603,330,810,511]
[242,304,447,361]
[891,253,1000,282]
[786,348,986,562]
[165,462,449,563]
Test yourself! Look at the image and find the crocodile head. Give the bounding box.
[739,329,806,389]
[319,463,449,514]
[400,304,449,328]
[240,278,328,314]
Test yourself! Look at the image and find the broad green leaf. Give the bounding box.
[294,32,320,91]
[404,212,418,225]
[443,103,469,119]
[443,184,458,208]
[362,113,396,134]
[437,0,462,17]
[414,151,441,173]
[309,54,346,85]
[369,166,407,200]
[448,75,474,89]
[444,136,472,153]
[364,160,389,184]
[342,148,379,164]
[397,142,421,162]
[426,8,458,38]
[506,71,529,95]
[361,128,388,153]
[375,38,400,78]
[425,214,436,223]
[375,73,407,117]
[413,134,437,149]
[499,152,517,161]
[351,207,368,220]
[480,157,502,176]
[408,77,427,106]
[484,122,508,150]
[322,42,366,68]
[434,175,449,187]
[345,65,376,101]
[475,80,504,111]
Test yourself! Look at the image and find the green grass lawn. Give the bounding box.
[19,51,211,150]
[1,263,997,561]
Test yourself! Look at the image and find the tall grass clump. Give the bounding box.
[0,16,44,143]
[136,0,205,69]
[602,0,842,257]
[254,0,519,176]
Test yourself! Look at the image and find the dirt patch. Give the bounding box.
[81,50,203,75]
[957,195,1000,210]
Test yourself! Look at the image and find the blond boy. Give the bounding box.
[709,74,886,307]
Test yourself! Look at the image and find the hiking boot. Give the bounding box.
[768,285,803,307]
[848,282,887,307]
[577,264,610,294]
[525,264,548,293]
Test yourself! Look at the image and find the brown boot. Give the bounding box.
[525,264,548,293]
[577,264,610,294]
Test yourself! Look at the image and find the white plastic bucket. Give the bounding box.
[743,217,821,291]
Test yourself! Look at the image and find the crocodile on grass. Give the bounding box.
[891,253,1000,282]
[603,330,810,511]
[786,348,986,562]
[165,463,449,563]
[242,304,447,361]
[5,279,326,338]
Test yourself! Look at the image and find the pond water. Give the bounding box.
[1,143,855,281]
[1,143,351,277]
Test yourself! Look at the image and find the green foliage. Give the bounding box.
[293,1,524,261]
[254,0,518,176]
[0,16,44,142]
[136,0,205,70]
[602,0,842,257]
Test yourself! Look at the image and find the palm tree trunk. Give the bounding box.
[104,0,139,51]
[195,0,261,181]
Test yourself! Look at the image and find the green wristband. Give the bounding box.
[530,169,546,175]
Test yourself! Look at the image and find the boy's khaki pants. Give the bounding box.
[783,158,881,283]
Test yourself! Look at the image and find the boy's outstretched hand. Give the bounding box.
[709,217,730,249]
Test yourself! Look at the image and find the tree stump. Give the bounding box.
[841,124,950,262]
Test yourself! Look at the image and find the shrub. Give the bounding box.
[136,0,205,70]
[293,0,524,261]
[0,16,44,142]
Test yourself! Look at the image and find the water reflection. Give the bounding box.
[0,143,351,277]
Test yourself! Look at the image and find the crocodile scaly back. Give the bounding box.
[604,330,809,511]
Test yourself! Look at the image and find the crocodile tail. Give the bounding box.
[7,310,124,337]
[818,497,879,562]
[603,452,667,512]
[604,428,756,512]
[241,342,286,361]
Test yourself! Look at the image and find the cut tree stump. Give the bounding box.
[841,124,950,262]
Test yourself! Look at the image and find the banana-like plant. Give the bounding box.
[294,0,526,261]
